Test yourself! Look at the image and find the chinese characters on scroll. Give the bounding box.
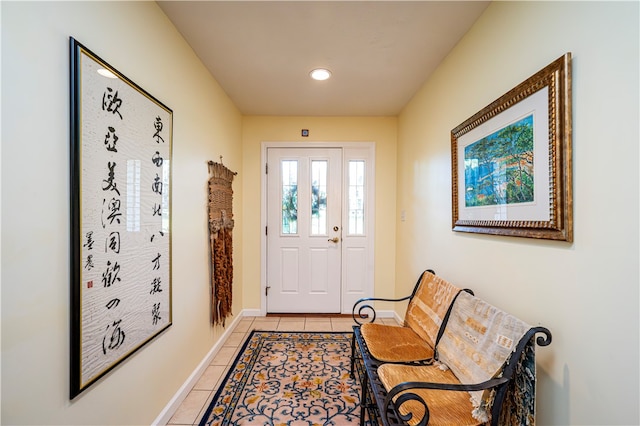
[70,39,172,398]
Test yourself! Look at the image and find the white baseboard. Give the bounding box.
[151,310,250,425]
[369,309,404,324]
[242,308,262,317]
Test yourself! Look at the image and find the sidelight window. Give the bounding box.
[348,160,365,235]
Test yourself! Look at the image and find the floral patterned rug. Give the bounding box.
[198,330,372,426]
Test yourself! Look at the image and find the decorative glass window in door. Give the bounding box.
[281,160,298,234]
[310,160,328,235]
[348,160,365,235]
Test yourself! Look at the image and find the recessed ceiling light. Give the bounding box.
[97,68,118,79]
[310,68,332,81]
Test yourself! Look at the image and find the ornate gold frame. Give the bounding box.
[451,53,572,241]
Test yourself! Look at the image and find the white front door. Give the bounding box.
[266,148,343,313]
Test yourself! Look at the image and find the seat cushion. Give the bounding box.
[378,363,481,426]
[361,323,434,362]
[404,271,460,347]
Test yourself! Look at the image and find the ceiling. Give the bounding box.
[157,1,490,116]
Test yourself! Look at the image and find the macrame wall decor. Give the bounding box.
[207,158,237,327]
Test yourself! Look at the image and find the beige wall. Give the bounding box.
[396,1,638,425]
[2,1,638,425]
[241,116,398,310]
[1,2,242,424]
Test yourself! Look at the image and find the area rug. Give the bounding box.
[199,330,372,426]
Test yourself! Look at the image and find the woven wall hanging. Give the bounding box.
[207,159,237,326]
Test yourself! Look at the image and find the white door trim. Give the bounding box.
[260,141,376,315]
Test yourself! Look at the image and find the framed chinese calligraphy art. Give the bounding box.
[69,38,172,398]
[451,53,572,242]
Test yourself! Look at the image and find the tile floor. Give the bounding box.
[166,315,400,425]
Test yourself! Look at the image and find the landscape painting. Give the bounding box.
[451,53,572,240]
[464,114,534,207]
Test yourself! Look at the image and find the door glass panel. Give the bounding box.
[310,160,327,235]
[281,160,298,234]
[348,160,365,235]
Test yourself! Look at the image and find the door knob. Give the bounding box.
[328,237,340,243]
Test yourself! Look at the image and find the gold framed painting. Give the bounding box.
[451,53,572,241]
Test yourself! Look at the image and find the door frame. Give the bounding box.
[260,141,376,315]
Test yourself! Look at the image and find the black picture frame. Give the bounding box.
[70,37,173,398]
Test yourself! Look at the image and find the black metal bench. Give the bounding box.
[351,273,552,426]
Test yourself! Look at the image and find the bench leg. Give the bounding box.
[360,370,368,426]
[350,331,356,379]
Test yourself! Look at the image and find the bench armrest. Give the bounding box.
[352,295,412,325]
[352,269,437,325]
[384,377,510,426]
